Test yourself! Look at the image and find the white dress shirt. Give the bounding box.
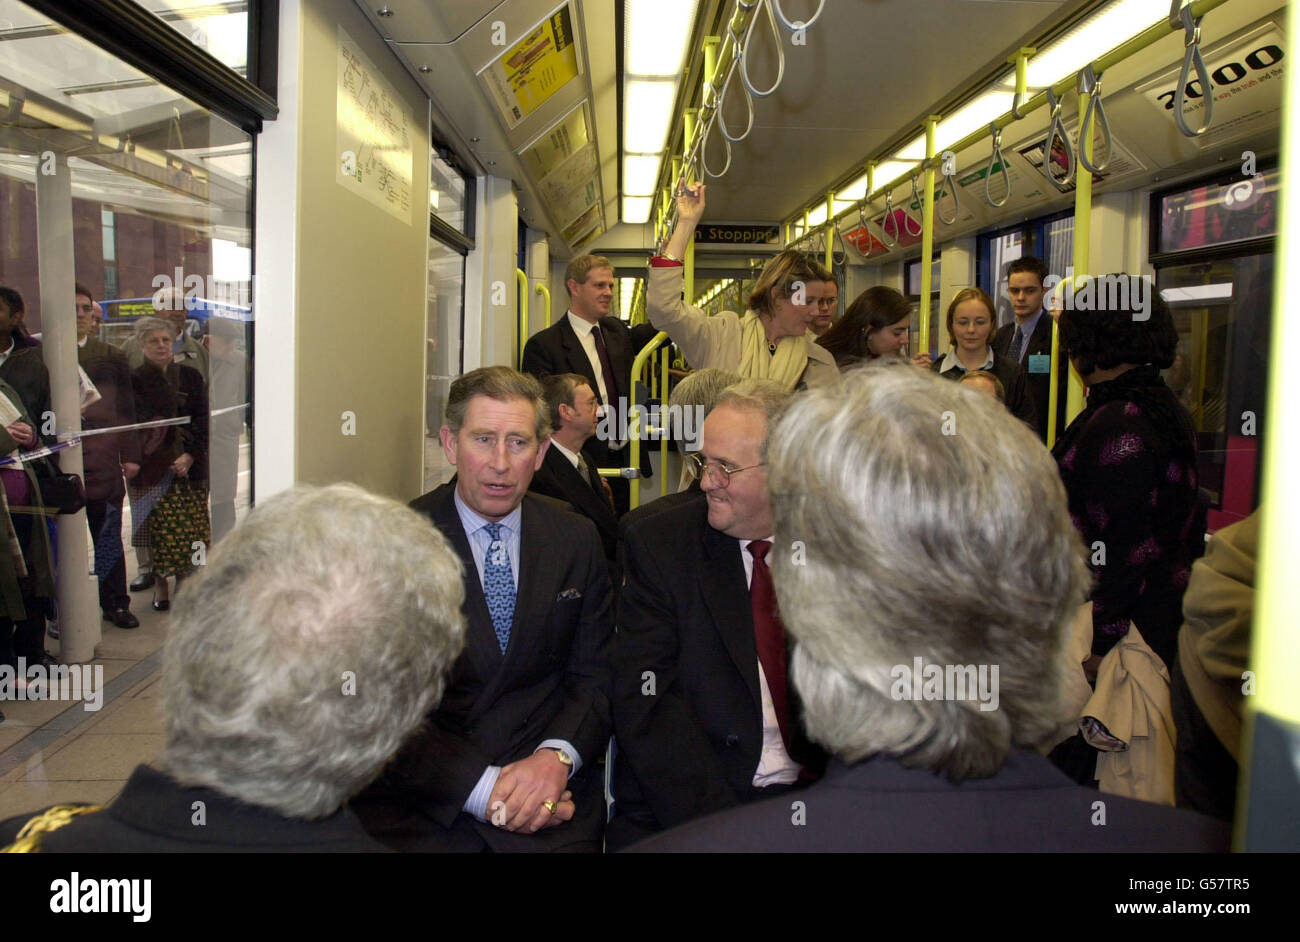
[566,310,610,404]
[739,537,802,787]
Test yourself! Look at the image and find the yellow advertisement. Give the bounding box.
[482,6,580,129]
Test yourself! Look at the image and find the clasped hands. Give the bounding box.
[487,750,575,834]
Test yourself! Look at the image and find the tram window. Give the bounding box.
[0,0,255,580]
[146,0,250,75]
[423,237,466,493]
[1155,166,1278,255]
[980,229,1025,329]
[1156,256,1271,529]
[431,148,471,236]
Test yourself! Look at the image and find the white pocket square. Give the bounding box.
[556,588,582,601]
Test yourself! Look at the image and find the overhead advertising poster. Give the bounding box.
[563,203,603,244]
[541,143,600,221]
[1134,23,1285,150]
[336,26,413,222]
[523,105,590,180]
[1015,122,1145,197]
[481,5,580,129]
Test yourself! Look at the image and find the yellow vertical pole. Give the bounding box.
[1055,92,1092,446]
[682,111,696,305]
[918,116,939,353]
[660,346,670,496]
[823,191,835,271]
[1245,0,1300,848]
[515,268,528,368]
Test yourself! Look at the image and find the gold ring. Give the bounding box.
[543,799,557,815]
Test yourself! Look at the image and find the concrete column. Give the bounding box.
[34,152,98,664]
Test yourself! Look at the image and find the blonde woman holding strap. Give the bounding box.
[648,183,840,391]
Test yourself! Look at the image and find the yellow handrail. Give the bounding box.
[628,331,670,508]
[534,282,551,328]
[918,116,938,354]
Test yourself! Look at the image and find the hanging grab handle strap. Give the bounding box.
[1043,88,1076,192]
[1170,0,1214,137]
[985,124,1011,207]
[935,156,960,225]
[1076,65,1113,175]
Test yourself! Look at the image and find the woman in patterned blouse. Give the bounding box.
[1054,276,1200,675]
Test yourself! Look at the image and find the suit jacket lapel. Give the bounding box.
[558,318,601,402]
[1030,310,1053,355]
[701,522,762,714]
[428,487,504,681]
[493,497,560,685]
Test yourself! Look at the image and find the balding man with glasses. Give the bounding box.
[607,379,826,850]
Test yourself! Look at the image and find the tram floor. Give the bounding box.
[0,443,251,824]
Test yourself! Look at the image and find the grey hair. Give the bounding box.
[766,361,1089,780]
[668,368,743,416]
[160,483,467,818]
[444,366,550,442]
[134,315,176,341]
[714,378,790,424]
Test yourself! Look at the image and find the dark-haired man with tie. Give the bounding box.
[608,379,825,850]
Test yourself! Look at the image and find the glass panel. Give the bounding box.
[143,0,250,76]
[1042,215,1074,283]
[905,257,940,298]
[430,150,468,234]
[1157,166,1280,254]
[424,238,465,493]
[0,1,254,660]
[986,230,1025,329]
[1156,255,1271,529]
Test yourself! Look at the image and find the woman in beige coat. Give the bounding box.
[648,183,840,391]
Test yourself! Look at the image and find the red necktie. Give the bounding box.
[747,540,792,750]
[591,324,619,405]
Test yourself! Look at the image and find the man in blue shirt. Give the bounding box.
[353,366,613,852]
[992,255,1070,444]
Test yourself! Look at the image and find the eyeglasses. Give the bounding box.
[685,452,764,487]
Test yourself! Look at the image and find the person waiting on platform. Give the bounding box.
[0,484,467,851]
[1054,276,1200,673]
[932,288,1036,428]
[816,285,930,371]
[648,182,839,391]
[628,363,1227,852]
[128,316,209,614]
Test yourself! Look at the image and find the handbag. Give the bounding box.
[33,457,86,516]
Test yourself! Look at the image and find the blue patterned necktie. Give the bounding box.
[1007,325,1025,363]
[482,522,515,653]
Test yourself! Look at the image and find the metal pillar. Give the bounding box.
[34,151,98,664]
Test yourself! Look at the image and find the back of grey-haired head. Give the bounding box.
[134,315,176,341]
[668,368,743,415]
[766,362,1089,780]
[161,483,467,818]
[714,378,790,425]
[444,366,550,442]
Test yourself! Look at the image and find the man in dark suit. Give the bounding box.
[354,367,613,852]
[631,363,1228,853]
[608,379,825,850]
[76,285,142,629]
[991,255,1070,444]
[531,374,618,582]
[1,484,468,852]
[521,254,653,515]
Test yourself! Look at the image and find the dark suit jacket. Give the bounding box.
[933,352,1038,431]
[993,312,1071,444]
[529,444,618,580]
[520,314,653,479]
[609,495,825,849]
[0,344,51,442]
[0,765,388,852]
[79,337,141,502]
[131,361,208,487]
[625,751,1231,852]
[353,485,614,852]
